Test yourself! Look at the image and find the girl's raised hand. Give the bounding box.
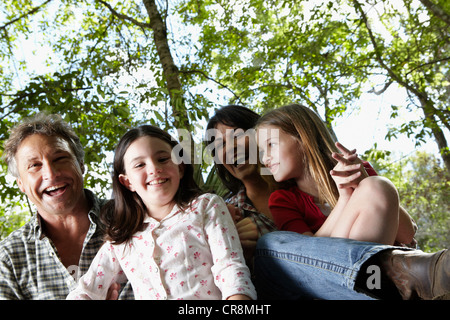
[330,142,369,193]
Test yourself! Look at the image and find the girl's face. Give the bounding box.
[119,136,184,215]
[257,124,305,183]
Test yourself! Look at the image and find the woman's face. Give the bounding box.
[212,123,260,182]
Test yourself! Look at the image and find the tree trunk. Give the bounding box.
[354,0,450,173]
[142,0,190,130]
[419,0,450,26]
[419,98,450,173]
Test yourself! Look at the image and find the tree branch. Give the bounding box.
[179,69,240,101]
[0,0,53,31]
[368,80,393,95]
[419,0,450,26]
[142,0,189,129]
[0,86,93,122]
[405,56,450,76]
[353,0,450,171]
[96,0,152,30]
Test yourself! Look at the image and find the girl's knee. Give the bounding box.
[359,176,399,207]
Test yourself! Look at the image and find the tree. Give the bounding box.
[365,150,450,251]
[353,0,450,172]
[177,0,372,131]
[0,0,448,238]
[177,0,450,171]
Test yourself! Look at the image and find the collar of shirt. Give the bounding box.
[27,189,104,242]
[226,187,277,236]
[226,187,259,213]
[142,203,183,225]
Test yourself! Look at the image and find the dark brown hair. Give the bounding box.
[101,125,203,244]
[205,105,262,194]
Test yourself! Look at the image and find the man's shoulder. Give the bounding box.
[85,188,108,217]
[85,188,108,206]
[0,218,36,260]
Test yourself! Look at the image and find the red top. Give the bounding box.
[268,162,377,234]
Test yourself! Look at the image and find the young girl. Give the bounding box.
[67,125,256,300]
[256,104,416,246]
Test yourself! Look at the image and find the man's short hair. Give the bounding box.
[3,113,85,177]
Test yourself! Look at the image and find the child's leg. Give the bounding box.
[328,176,400,245]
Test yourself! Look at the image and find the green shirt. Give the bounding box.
[0,189,133,300]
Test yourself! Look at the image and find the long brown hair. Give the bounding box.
[205,105,262,194]
[256,104,340,207]
[101,125,203,244]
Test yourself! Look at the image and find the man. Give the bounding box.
[0,113,130,299]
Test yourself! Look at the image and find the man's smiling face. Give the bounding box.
[15,134,85,218]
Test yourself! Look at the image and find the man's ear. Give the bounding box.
[16,178,25,193]
[119,174,135,192]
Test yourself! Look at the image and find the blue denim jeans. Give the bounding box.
[254,231,395,300]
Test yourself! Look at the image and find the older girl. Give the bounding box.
[256,104,416,245]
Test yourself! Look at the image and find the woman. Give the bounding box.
[205,105,278,263]
[206,104,449,300]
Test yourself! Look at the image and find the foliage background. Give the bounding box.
[0,0,448,251]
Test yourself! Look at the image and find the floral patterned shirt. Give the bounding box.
[67,193,256,300]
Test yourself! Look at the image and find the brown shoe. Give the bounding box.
[380,249,450,300]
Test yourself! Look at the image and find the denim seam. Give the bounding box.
[257,245,388,290]
[258,249,356,284]
[347,246,388,289]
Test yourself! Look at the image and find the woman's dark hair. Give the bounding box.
[101,125,203,244]
[205,105,261,194]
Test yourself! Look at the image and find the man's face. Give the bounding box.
[15,134,85,218]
